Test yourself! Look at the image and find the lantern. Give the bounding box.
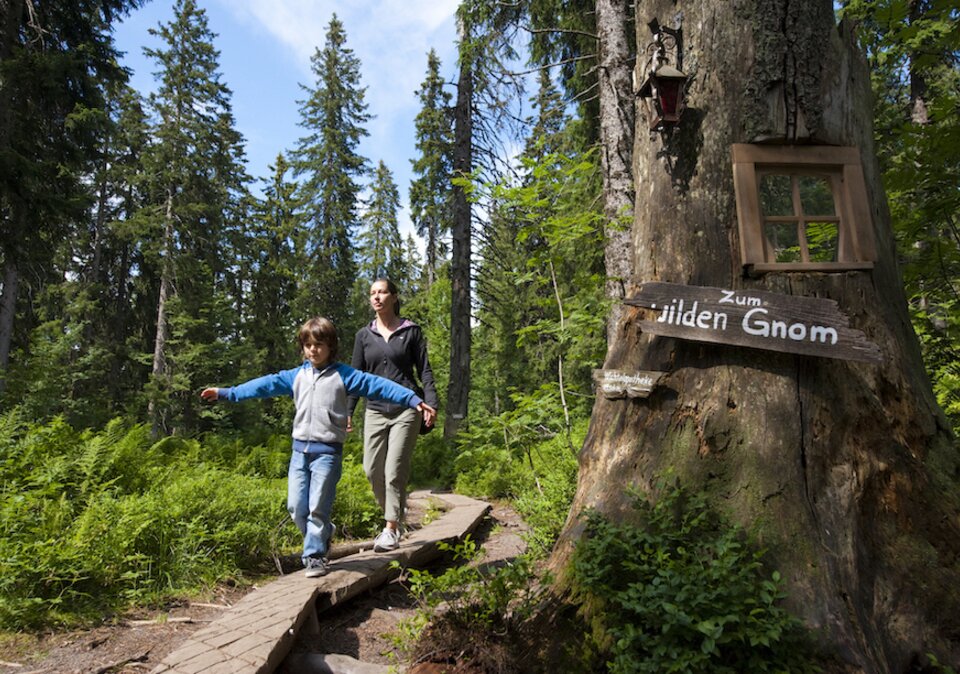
[636,20,689,132]
[639,64,688,129]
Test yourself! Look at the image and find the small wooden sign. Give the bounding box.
[593,369,666,399]
[624,282,882,364]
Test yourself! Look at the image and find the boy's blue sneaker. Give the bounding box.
[304,557,328,578]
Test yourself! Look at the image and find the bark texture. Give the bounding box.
[445,48,473,441]
[596,0,635,340]
[0,256,18,393]
[552,1,960,671]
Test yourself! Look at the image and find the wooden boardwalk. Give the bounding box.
[149,492,490,674]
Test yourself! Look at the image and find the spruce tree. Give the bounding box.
[247,153,302,372]
[0,0,143,395]
[140,0,250,434]
[409,49,454,286]
[358,160,404,283]
[291,14,369,330]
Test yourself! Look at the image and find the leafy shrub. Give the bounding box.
[571,483,819,673]
[409,426,455,489]
[331,454,382,539]
[391,538,538,662]
[454,401,583,558]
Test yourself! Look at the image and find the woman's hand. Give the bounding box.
[200,387,220,401]
[417,402,437,427]
[346,416,354,433]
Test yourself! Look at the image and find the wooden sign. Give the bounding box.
[593,369,666,398]
[624,282,882,364]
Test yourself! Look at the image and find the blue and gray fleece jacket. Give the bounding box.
[218,361,423,449]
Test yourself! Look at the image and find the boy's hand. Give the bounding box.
[346,417,354,433]
[200,387,220,402]
[417,403,437,428]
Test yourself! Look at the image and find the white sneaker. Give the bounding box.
[373,527,400,552]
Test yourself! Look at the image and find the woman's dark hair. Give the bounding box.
[372,278,401,316]
[297,316,339,360]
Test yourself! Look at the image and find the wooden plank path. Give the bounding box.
[150,491,491,674]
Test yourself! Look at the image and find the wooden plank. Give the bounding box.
[592,369,666,399]
[624,281,882,363]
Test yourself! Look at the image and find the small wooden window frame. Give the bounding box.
[732,144,876,273]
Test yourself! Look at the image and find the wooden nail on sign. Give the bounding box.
[624,281,882,364]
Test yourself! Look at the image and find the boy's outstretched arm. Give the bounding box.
[200,366,300,403]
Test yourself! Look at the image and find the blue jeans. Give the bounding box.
[287,450,342,563]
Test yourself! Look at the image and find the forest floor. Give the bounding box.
[0,500,528,674]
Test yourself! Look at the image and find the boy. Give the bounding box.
[201,316,436,577]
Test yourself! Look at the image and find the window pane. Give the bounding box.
[765,222,801,262]
[759,174,793,216]
[806,221,839,262]
[798,175,835,215]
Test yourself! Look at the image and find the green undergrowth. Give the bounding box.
[0,409,378,629]
[389,537,541,669]
[453,392,583,558]
[388,478,821,673]
[570,482,820,673]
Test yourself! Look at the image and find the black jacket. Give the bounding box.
[347,319,438,416]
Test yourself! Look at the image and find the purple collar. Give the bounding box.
[368,318,414,335]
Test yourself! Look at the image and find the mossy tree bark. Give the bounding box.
[551,1,960,670]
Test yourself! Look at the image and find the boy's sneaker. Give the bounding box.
[373,526,400,552]
[304,557,328,578]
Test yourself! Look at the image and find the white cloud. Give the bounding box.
[220,1,459,76]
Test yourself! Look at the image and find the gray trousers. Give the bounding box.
[362,407,421,523]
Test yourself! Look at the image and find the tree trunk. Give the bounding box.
[551,1,960,670]
[445,41,473,440]
[0,256,19,394]
[149,193,175,436]
[0,1,25,396]
[596,0,635,344]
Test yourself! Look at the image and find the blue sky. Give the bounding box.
[113,0,462,239]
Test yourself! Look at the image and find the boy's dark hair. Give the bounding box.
[372,278,401,315]
[298,316,339,360]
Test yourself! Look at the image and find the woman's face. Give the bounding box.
[369,281,397,315]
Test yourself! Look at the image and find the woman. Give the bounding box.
[347,279,439,552]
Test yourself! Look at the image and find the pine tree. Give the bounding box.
[291,14,369,331]
[409,49,454,286]
[445,0,526,438]
[0,0,143,395]
[140,0,250,434]
[474,71,605,421]
[247,153,302,371]
[358,160,404,283]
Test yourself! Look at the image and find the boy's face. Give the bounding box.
[302,339,332,368]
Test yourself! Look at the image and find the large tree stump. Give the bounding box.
[551,1,960,671]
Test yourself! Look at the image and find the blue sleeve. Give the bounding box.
[220,365,300,402]
[335,363,423,409]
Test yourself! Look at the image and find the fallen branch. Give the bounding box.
[126,616,200,626]
[91,649,150,674]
